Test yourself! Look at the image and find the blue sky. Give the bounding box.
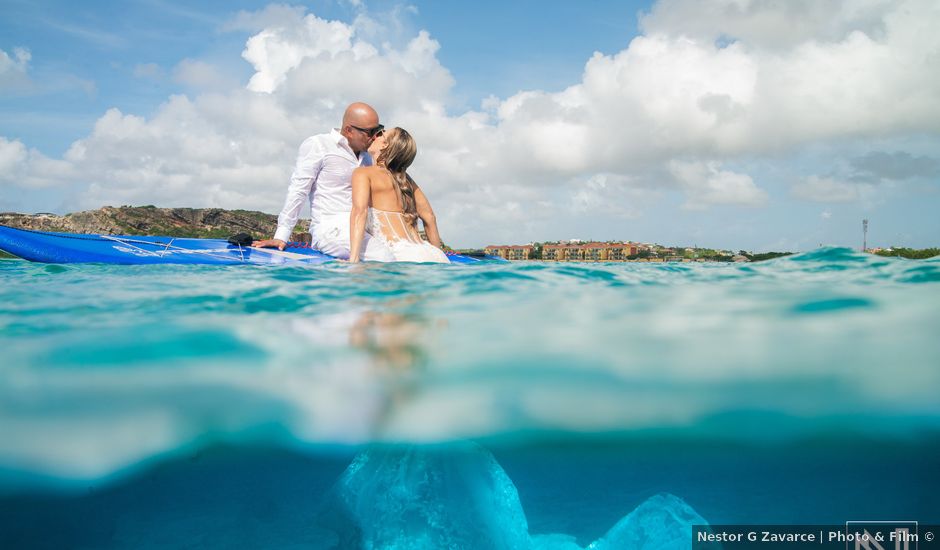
[1,0,938,250]
[1,0,647,154]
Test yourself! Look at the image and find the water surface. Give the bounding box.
[1,249,938,547]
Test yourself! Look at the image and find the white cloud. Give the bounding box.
[0,137,28,178]
[61,98,295,209]
[5,0,940,245]
[640,0,898,50]
[173,59,239,91]
[223,4,309,33]
[791,176,868,203]
[1,46,96,98]
[500,0,940,165]
[0,47,30,72]
[570,174,657,219]
[669,160,767,209]
[0,137,74,188]
[0,47,33,94]
[851,151,940,181]
[239,9,363,93]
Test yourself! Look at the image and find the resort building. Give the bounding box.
[539,242,642,262]
[488,241,744,263]
[483,245,504,258]
[605,242,640,260]
[484,245,534,260]
[542,244,562,261]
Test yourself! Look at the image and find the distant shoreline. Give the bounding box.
[1,206,936,261]
[0,206,310,241]
[480,243,788,263]
[476,244,938,262]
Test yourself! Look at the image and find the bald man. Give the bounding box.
[253,102,394,260]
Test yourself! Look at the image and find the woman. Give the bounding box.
[349,128,448,263]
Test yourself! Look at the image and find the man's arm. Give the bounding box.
[254,138,323,249]
[348,169,371,263]
[414,185,442,249]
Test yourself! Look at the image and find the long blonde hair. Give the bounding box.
[376,127,418,226]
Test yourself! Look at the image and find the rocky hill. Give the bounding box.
[0,206,310,240]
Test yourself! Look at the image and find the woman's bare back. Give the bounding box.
[353,165,425,246]
[358,166,405,213]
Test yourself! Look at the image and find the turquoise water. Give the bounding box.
[1,249,938,548]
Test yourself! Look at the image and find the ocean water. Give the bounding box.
[0,249,938,548]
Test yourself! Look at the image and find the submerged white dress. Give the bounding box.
[365,208,449,263]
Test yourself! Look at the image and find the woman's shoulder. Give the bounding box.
[352,165,383,182]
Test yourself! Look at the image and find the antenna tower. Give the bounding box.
[862,219,869,252]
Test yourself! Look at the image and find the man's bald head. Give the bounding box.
[341,102,381,154]
[343,102,379,127]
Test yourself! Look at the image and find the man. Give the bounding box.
[253,102,392,260]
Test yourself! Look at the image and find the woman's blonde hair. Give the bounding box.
[376,127,418,226]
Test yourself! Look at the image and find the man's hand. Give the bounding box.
[252,238,287,250]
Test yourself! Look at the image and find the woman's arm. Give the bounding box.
[349,168,371,263]
[414,185,442,249]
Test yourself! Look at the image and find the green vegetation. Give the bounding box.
[105,206,280,239]
[874,247,940,259]
[626,249,652,260]
[7,207,932,261]
[0,206,282,242]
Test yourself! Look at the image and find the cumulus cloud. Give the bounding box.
[3,0,939,245]
[63,97,295,210]
[1,46,96,98]
[0,138,28,178]
[669,160,767,209]
[506,0,940,165]
[223,3,308,33]
[791,176,869,203]
[173,59,240,91]
[851,151,940,181]
[241,11,364,93]
[0,47,33,94]
[0,137,74,188]
[570,174,654,218]
[640,0,897,50]
[23,7,461,214]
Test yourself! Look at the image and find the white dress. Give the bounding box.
[365,208,449,263]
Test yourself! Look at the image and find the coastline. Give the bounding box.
[1,206,936,262]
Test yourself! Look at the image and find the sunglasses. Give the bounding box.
[350,124,385,138]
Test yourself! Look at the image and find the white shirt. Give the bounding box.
[273,129,372,242]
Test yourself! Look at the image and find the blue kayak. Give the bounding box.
[0,225,503,265]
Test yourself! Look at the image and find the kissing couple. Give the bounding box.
[253,102,448,264]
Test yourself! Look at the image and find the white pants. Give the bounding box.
[312,212,395,261]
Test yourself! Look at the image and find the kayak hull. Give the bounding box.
[0,225,501,265]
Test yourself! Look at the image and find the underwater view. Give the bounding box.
[1,249,938,549]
